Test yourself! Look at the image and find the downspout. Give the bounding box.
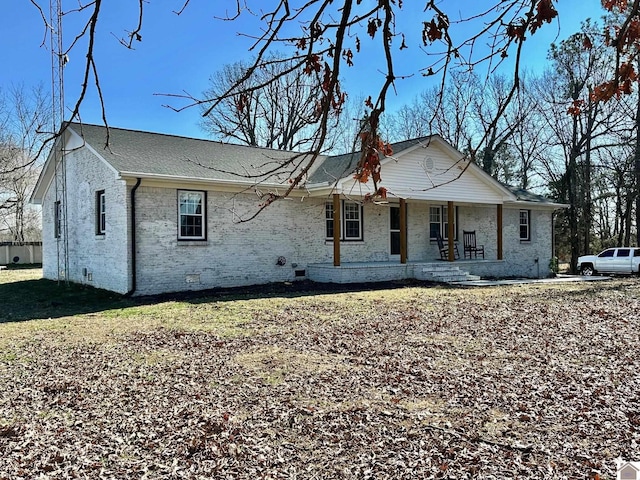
[126,178,142,296]
[551,208,561,276]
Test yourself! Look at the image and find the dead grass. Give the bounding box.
[0,269,639,478]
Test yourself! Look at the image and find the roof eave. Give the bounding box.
[29,129,69,204]
[119,171,292,190]
[505,199,570,209]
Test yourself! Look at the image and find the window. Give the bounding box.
[429,205,457,240]
[344,202,362,239]
[519,210,531,241]
[96,190,106,235]
[617,249,630,257]
[178,190,206,240]
[325,203,334,239]
[325,200,363,241]
[390,206,401,255]
[598,249,615,258]
[54,201,61,238]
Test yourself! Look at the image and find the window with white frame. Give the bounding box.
[325,203,335,239]
[54,201,61,239]
[96,190,106,235]
[325,201,363,241]
[390,206,401,255]
[344,201,362,239]
[429,205,457,240]
[519,210,531,241]
[178,190,206,240]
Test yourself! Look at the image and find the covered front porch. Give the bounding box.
[305,136,560,282]
[311,193,550,283]
[326,194,506,267]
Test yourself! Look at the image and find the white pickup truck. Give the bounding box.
[577,247,640,276]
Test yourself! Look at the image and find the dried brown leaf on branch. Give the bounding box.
[31,0,571,212]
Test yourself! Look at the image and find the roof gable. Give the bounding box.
[307,135,439,185]
[312,136,514,204]
[309,136,564,207]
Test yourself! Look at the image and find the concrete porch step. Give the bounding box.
[417,265,480,284]
[463,274,481,281]
[419,263,462,272]
[422,273,472,282]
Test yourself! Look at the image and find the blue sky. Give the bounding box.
[2,1,605,139]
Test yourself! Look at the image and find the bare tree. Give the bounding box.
[201,55,331,151]
[472,74,528,178]
[534,22,630,270]
[31,0,567,212]
[36,0,640,230]
[506,77,549,190]
[389,70,476,151]
[0,147,41,242]
[388,71,530,185]
[0,85,50,242]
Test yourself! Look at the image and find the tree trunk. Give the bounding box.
[582,109,593,255]
[568,112,581,273]
[635,80,640,246]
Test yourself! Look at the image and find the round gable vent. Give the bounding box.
[421,156,434,173]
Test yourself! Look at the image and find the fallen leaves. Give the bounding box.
[1,279,640,478]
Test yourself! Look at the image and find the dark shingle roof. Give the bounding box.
[502,184,560,205]
[307,151,359,184]
[67,124,561,206]
[69,123,320,185]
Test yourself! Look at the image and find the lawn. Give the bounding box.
[1,268,639,479]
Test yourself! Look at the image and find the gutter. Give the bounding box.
[126,178,142,296]
[119,171,288,189]
[551,207,565,274]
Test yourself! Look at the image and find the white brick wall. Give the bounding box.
[133,193,554,295]
[41,148,130,293]
[458,204,553,278]
[307,263,414,283]
[133,192,432,295]
[41,150,556,295]
[134,187,330,295]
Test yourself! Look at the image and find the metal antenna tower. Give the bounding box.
[49,0,69,284]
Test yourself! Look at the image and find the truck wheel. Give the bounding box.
[581,264,595,276]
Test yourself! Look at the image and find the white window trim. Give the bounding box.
[429,205,457,241]
[325,202,335,240]
[389,205,401,257]
[54,201,61,239]
[178,189,206,241]
[519,209,531,241]
[325,200,363,241]
[96,190,106,235]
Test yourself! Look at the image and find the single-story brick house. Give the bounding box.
[30,122,566,295]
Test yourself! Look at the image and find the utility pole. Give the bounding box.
[49,0,69,284]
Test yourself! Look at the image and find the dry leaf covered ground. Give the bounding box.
[1,269,639,479]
